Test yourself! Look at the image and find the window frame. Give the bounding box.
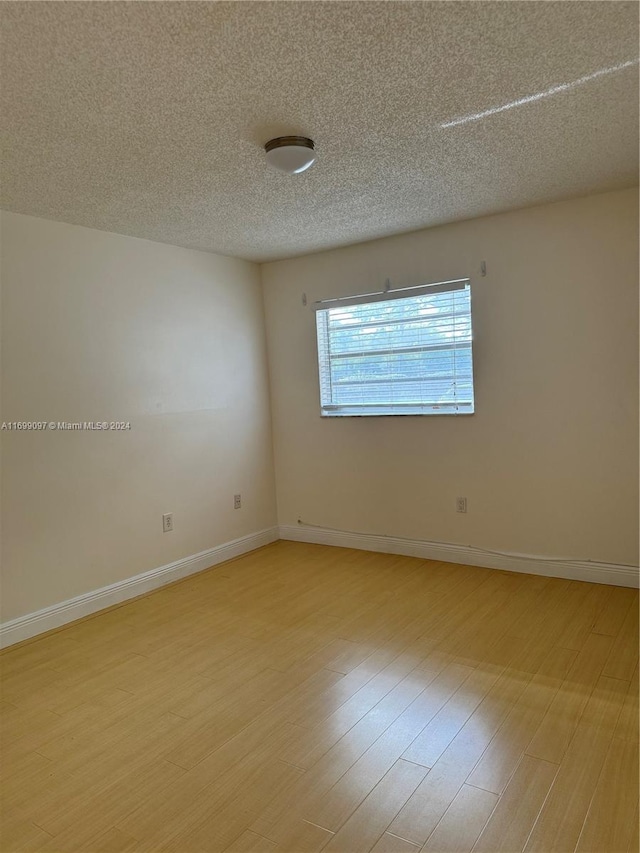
[313,279,475,418]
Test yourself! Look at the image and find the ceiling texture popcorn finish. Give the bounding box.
[1,1,638,262]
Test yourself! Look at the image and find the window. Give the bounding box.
[315,280,474,417]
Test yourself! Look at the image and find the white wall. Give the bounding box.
[262,189,639,568]
[2,189,637,626]
[1,212,277,622]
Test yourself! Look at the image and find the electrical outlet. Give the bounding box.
[456,497,467,513]
[162,512,173,533]
[234,494,241,510]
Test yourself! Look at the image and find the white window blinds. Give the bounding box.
[315,281,474,417]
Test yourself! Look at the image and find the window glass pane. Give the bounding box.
[316,283,474,416]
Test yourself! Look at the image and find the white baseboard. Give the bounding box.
[3,523,636,649]
[279,524,639,589]
[0,527,279,649]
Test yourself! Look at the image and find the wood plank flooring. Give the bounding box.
[1,541,638,852]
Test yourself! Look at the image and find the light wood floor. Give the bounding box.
[1,542,638,853]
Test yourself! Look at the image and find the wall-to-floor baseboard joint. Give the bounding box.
[0,527,279,648]
[279,524,639,588]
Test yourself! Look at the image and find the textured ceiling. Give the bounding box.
[1,1,638,262]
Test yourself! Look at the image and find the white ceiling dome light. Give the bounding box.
[265,136,316,174]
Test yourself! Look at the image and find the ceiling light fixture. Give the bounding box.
[265,136,316,174]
